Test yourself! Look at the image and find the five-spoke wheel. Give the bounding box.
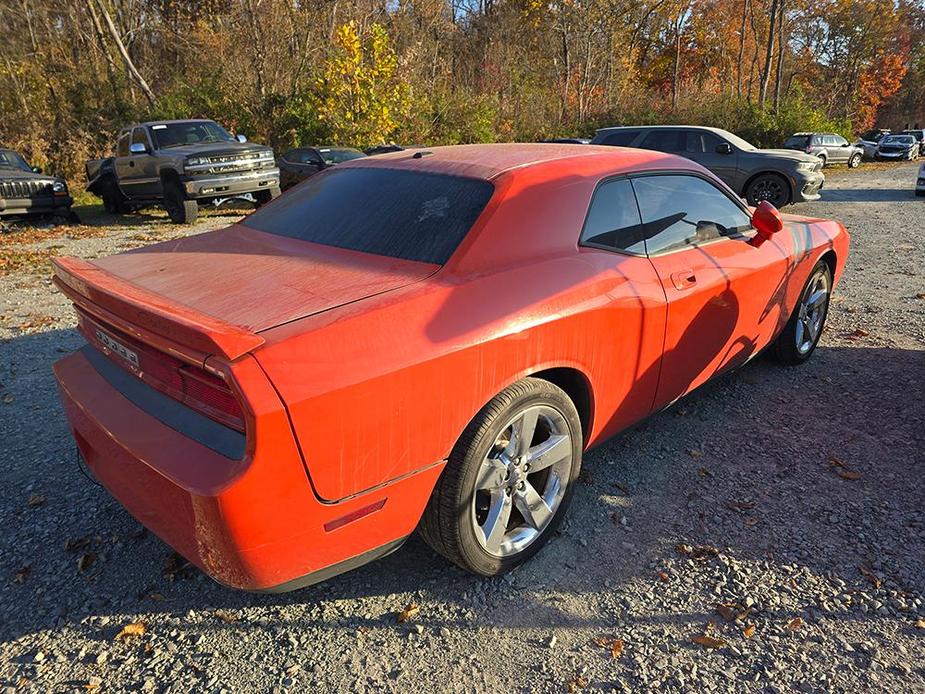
[772,260,832,364]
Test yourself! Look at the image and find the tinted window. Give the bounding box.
[639,130,683,152]
[284,149,321,165]
[631,175,752,254]
[116,132,130,157]
[317,148,366,165]
[598,130,642,147]
[242,168,494,265]
[684,131,722,153]
[784,135,810,149]
[0,150,31,172]
[579,178,645,254]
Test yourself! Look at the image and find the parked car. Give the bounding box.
[857,128,890,159]
[0,149,75,220]
[875,134,920,161]
[902,129,925,156]
[916,162,925,197]
[52,143,848,590]
[542,138,591,144]
[592,125,824,208]
[365,144,405,155]
[86,119,280,224]
[278,146,365,190]
[783,132,863,168]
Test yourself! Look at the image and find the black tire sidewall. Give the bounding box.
[773,260,832,365]
[747,174,790,208]
[447,380,582,576]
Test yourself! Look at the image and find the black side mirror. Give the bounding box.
[716,142,733,155]
[31,166,42,173]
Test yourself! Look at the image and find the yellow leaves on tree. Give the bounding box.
[314,22,411,148]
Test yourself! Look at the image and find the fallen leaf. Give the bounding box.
[657,571,669,583]
[396,603,420,623]
[610,638,624,658]
[676,544,719,562]
[858,564,882,589]
[688,448,703,458]
[65,536,91,552]
[846,328,870,339]
[2,393,13,404]
[785,617,803,631]
[27,492,45,507]
[743,623,756,639]
[147,592,168,602]
[697,467,712,478]
[744,517,760,528]
[692,634,727,649]
[77,553,96,572]
[915,293,925,300]
[115,621,147,641]
[836,469,861,481]
[214,609,237,624]
[915,618,925,629]
[13,565,31,584]
[610,511,622,525]
[716,602,750,622]
[566,675,589,692]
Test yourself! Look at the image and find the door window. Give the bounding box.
[639,130,683,152]
[631,174,752,254]
[598,130,642,147]
[684,131,722,154]
[116,132,130,157]
[579,178,645,254]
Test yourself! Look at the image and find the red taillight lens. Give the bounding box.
[77,310,246,432]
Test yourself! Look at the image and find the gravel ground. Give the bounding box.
[1,165,923,693]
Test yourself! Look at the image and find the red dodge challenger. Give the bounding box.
[52,144,848,591]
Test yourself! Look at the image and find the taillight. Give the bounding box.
[77,309,245,432]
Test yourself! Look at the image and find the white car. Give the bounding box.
[916,162,925,197]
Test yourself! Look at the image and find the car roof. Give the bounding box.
[338,143,696,181]
[595,124,729,135]
[134,119,216,128]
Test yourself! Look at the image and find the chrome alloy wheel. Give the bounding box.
[795,269,830,354]
[471,405,573,557]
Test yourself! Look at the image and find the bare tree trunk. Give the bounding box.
[242,0,268,101]
[772,0,786,111]
[86,0,121,105]
[758,0,779,105]
[736,0,748,97]
[93,0,155,107]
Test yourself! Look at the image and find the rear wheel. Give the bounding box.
[817,154,827,167]
[100,178,128,214]
[163,180,198,224]
[745,173,790,208]
[771,260,832,365]
[254,187,280,207]
[419,378,582,576]
[848,153,862,168]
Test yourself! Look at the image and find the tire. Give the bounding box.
[915,190,925,197]
[848,153,862,168]
[745,173,790,208]
[254,187,280,207]
[817,154,827,168]
[100,178,128,214]
[771,260,832,365]
[163,180,198,224]
[419,377,583,576]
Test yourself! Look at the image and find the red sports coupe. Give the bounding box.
[53,144,848,591]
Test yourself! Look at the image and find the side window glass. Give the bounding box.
[639,130,682,152]
[579,178,645,254]
[601,130,641,147]
[116,133,130,157]
[835,136,847,146]
[631,175,752,254]
[684,131,721,153]
[130,127,148,151]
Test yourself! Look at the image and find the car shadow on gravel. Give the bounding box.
[812,188,920,203]
[1,329,923,645]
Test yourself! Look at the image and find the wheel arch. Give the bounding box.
[528,366,594,446]
[819,248,837,278]
[742,170,792,205]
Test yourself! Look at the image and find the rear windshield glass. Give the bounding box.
[242,167,495,265]
[784,135,810,149]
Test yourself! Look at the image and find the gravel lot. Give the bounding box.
[1,164,923,693]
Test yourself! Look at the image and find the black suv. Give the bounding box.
[592,125,824,208]
[0,149,74,220]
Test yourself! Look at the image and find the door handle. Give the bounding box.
[670,269,697,290]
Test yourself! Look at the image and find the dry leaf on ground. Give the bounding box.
[214,609,237,623]
[396,603,420,623]
[859,564,882,589]
[786,617,803,631]
[566,675,589,692]
[676,544,719,561]
[743,624,756,639]
[592,635,624,658]
[115,622,147,641]
[692,634,727,649]
[77,553,96,572]
[13,565,31,584]
[27,492,45,507]
[914,618,925,629]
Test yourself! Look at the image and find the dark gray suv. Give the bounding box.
[592,125,824,208]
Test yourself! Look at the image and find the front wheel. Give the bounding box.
[848,153,862,168]
[254,187,281,207]
[419,378,582,576]
[163,180,198,224]
[771,260,832,365]
[745,174,790,208]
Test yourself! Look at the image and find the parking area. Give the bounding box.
[0,161,923,693]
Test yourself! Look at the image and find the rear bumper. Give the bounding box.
[0,195,72,216]
[182,168,280,199]
[53,346,442,591]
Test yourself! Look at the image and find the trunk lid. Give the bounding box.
[54,225,438,360]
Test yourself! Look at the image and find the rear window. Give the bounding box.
[784,135,810,149]
[242,167,494,265]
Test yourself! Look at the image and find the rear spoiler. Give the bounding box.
[53,256,265,361]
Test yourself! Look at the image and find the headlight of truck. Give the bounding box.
[52,180,67,194]
[185,157,209,169]
[795,161,818,172]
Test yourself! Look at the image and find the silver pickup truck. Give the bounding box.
[86,119,280,224]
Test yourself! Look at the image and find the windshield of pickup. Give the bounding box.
[150,121,235,149]
[0,150,31,172]
[242,168,494,265]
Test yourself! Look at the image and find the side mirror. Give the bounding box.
[236,134,248,143]
[750,200,783,247]
[31,166,42,173]
[129,142,147,155]
[716,142,733,155]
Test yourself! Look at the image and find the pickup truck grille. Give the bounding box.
[0,179,53,199]
[186,152,276,175]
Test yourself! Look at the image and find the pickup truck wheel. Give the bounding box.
[164,181,198,224]
[254,187,280,207]
[419,378,582,576]
[745,174,790,208]
[101,179,128,214]
[848,153,862,168]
